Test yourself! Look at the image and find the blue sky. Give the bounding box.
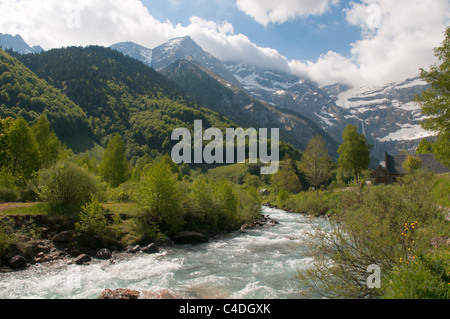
[0,0,448,87]
[142,0,361,61]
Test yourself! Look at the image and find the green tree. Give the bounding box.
[271,162,302,194]
[416,139,433,154]
[337,125,372,184]
[402,154,423,173]
[32,114,62,168]
[99,133,130,187]
[38,161,99,213]
[300,135,333,192]
[415,27,450,168]
[137,161,183,234]
[6,117,39,184]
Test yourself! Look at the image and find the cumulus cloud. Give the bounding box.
[0,0,448,89]
[291,0,450,87]
[236,0,336,26]
[0,0,289,72]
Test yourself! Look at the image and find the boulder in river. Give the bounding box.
[74,254,91,265]
[171,232,208,245]
[96,248,112,260]
[9,255,28,269]
[141,243,159,254]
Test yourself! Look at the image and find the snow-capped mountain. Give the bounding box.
[111,36,431,162]
[110,36,241,88]
[326,77,432,159]
[0,33,43,54]
[224,62,350,142]
[110,41,153,65]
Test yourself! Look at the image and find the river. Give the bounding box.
[0,206,327,299]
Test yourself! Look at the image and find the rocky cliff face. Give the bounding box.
[325,77,431,160]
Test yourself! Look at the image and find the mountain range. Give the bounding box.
[0,33,432,163]
[0,33,43,54]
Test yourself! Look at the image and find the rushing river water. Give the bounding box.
[0,207,328,299]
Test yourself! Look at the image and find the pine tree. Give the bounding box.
[99,133,130,187]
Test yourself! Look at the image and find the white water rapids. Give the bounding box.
[0,207,328,299]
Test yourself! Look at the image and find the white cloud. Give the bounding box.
[291,0,450,87]
[0,0,290,72]
[0,0,448,89]
[236,0,336,26]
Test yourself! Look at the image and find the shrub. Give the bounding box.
[136,161,183,234]
[38,161,99,214]
[75,196,109,238]
[0,220,14,258]
[0,186,19,203]
[297,170,450,299]
[383,252,450,299]
[299,193,330,216]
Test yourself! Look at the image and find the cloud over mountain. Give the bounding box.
[0,0,448,88]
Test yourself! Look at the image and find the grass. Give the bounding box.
[204,162,248,182]
[103,202,142,217]
[0,202,48,216]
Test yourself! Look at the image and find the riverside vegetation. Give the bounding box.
[1,29,450,299]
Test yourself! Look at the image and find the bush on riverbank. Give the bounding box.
[297,170,450,299]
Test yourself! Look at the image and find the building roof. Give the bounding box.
[386,154,449,175]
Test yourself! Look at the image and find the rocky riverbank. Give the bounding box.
[0,211,279,273]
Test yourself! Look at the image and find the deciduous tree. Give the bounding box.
[300,135,333,192]
[337,125,372,184]
[416,27,450,168]
[99,133,130,187]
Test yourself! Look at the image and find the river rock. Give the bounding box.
[172,232,208,245]
[9,255,28,269]
[126,245,141,253]
[98,288,141,299]
[52,231,75,243]
[96,248,112,260]
[98,288,179,299]
[74,254,91,265]
[141,243,159,254]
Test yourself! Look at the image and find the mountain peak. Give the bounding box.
[0,33,43,54]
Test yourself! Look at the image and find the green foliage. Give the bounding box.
[99,133,130,187]
[338,125,373,184]
[32,114,63,168]
[416,27,450,168]
[271,161,302,194]
[75,196,109,238]
[402,154,422,173]
[0,49,90,139]
[297,170,450,298]
[432,175,450,207]
[383,252,450,299]
[16,46,234,161]
[299,135,333,190]
[38,161,99,213]
[181,177,239,231]
[137,160,183,234]
[6,117,39,185]
[0,186,19,203]
[0,219,14,258]
[416,139,433,154]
